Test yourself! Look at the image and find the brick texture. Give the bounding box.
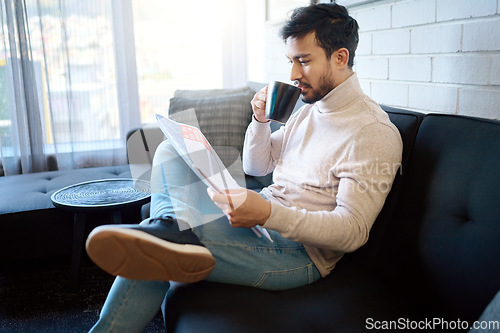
[432,55,491,85]
[459,88,500,119]
[492,55,500,86]
[411,24,462,54]
[437,0,497,22]
[351,0,500,120]
[392,0,435,28]
[463,18,500,52]
[409,84,458,114]
[389,56,431,82]
[249,0,500,120]
[373,29,411,55]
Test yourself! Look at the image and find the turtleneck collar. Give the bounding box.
[315,72,363,113]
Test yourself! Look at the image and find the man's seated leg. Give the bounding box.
[86,216,216,282]
[86,139,321,290]
[86,140,222,282]
[193,216,322,291]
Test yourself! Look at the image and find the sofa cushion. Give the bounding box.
[0,165,132,214]
[168,88,255,167]
[163,258,429,333]
[0,165,138,263]
[383,114,500,321]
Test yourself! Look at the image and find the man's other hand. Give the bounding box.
[250,86,269,123]
[207,187,271,228]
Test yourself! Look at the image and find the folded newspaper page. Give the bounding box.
[156,113,272,242]
[156,113,240,193]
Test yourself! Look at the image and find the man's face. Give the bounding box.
[285,32,337,104]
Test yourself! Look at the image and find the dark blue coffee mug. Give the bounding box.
[265,81,301,123]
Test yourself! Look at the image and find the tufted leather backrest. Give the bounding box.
[381,114,500,321]
[347,106,424,274]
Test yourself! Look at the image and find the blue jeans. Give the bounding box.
[469,290,500,333]
[89,140,320,333]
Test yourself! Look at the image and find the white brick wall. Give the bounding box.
[355,57,389,79]
[355,5,392,31]
[410,24,462,54]
[437,0,497,21]
[392,0,435,28]
[432,55,491,85]
[372,29,411,54]
[350,0,500,120]
[408,84,458,114]
[371,81,409,106]
[389,56,431,82]
[245,0,500,120]
[459,88,500,119]
[463,18,500,52]
[492,55,500,85]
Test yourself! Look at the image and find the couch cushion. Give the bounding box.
[383,114,500,321]
[0,165,132,214]
[0,165,139,263]
[168,88,255,167]
[163,258,429,333]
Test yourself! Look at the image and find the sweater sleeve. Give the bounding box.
[262,123,403,253]
[242,116,285,177]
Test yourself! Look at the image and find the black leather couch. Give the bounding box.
[1,90,498,331]
[158,107,500,332]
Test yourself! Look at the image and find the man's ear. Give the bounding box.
[333,48,350,68]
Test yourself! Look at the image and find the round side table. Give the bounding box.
[51,178,151,289]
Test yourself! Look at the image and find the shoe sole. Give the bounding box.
[85,226,215,282]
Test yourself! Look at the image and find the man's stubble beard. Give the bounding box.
[300,70,336,104]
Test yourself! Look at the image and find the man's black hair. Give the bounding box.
[280,3,359,67]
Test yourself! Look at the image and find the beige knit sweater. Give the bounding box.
[243,73,403,277]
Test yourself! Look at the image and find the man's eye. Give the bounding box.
[287,59,309,65]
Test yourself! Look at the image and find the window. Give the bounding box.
[132,0,224,124]
[0,0,242,175]
[1,0,124,173]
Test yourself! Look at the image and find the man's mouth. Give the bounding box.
[297,83,311,92]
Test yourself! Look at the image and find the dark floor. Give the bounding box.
[0,259,165,333]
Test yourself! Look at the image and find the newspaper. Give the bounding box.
[156,113,272,242]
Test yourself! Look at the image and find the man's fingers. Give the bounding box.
[256,86,268,104]
[207,187,228,204]
[207,187,247,210]
[251,86,269,113]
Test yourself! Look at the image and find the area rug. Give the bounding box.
[0,262,164,333]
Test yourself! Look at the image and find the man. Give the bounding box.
[86,3,403,332]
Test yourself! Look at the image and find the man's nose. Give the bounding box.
[289,62,302,82]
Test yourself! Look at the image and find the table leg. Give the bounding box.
[71,212,86,290]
